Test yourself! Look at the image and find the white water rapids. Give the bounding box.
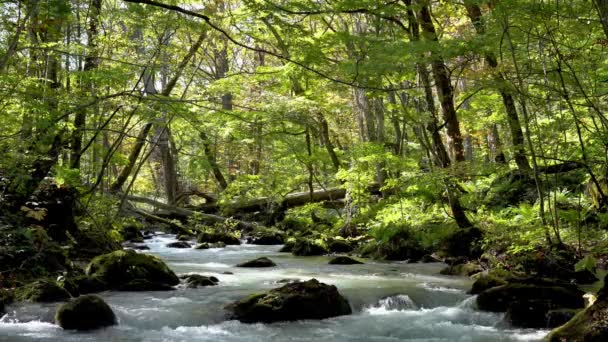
[0,234,548,341]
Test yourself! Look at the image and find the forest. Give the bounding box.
[2,0,608,341]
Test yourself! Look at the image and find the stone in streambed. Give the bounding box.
[86,250,179,291]
[476,282,584,313]
[291,239,327,256]
[328,256,363,265]
[469,274,507,295]
[225,279,351,323]
[55,295,116,331]
[197,231,240,245]
[439,262,483,277]
[180,274,219,288]
[14,280,71,303]
[236,257,276,268]
[166,241,191,248]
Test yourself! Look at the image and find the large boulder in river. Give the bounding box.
[328,256,363,265]
[236,257,276,268]
[197,231,240,245]
[55,295,116,331]
[86,250,179,291]
[226,279,351,323]
[476,282,584,313]
[469,274,507,295]
[292,239,328,256]
[14,280,71,302]
[547,275,608,341]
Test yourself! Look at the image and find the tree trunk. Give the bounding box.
[464,1,531,171]
[594,0,608,40]
[70,0,101,169]
[318,114,341,171]
[418,1,466,163]
[406,0,473,228]
[110,30,206,192]
[200,130,228,190]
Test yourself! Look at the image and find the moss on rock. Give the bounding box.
[55,295,116,330]
[225,278,351,323]
[14,280,71,303]
[86,250,179,291]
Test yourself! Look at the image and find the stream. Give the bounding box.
[0,234,549,341]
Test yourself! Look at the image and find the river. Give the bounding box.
[0,234,548,341]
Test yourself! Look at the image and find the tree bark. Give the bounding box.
[418,1,466,163]
[464,1,530,171]
[70,0,102,169]
[594,0,608,40]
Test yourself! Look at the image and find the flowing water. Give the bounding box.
[0,234,548,341]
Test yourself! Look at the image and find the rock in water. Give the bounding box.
[15,280,71,302]
[477,283,584,313]
[291,239,328,256]
[86,250,179,291]
[55,295,116,330]
[328,256,363,265]
[197,231,240,245]
[236,257,276,268]
[226,278,351,323]
[166,241,191,248]
[547,275,608,341]
[180,274,219,288]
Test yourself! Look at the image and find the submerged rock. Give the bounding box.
[61,275,107,296]
[194,243,210,249]
[180,274,219,288]
[86,250,179,291]
[55,295,116,331]
[236,257,276,268]
[197,231,240,245]
[166,241,191,248]
[226,279,351,323]
[291,239,327,256]
[328,256,363,265]
[14,280,71,303]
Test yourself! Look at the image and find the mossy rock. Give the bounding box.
[180,274,218,288]
[166,241,191,248]
[248,229,285,245]
[86,250,179,291]
[292,239,328,256]
[328,256,363,265]
[469,274,507,294]
[476,283,584,313]
[225,278,352,323]
[176,233,195,241]
[327,239,354,253]
[236,257,276,268]
[55,295,116,331]
[194,243,210,250]
[197,231,240,245]
[546,298,608,341]
[14,280,71,303]
[440,262,483,277]
[279,239,296,253]
[61,275,107,296]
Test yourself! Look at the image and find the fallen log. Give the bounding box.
[125,195,257,230]
[194,183,381,214]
